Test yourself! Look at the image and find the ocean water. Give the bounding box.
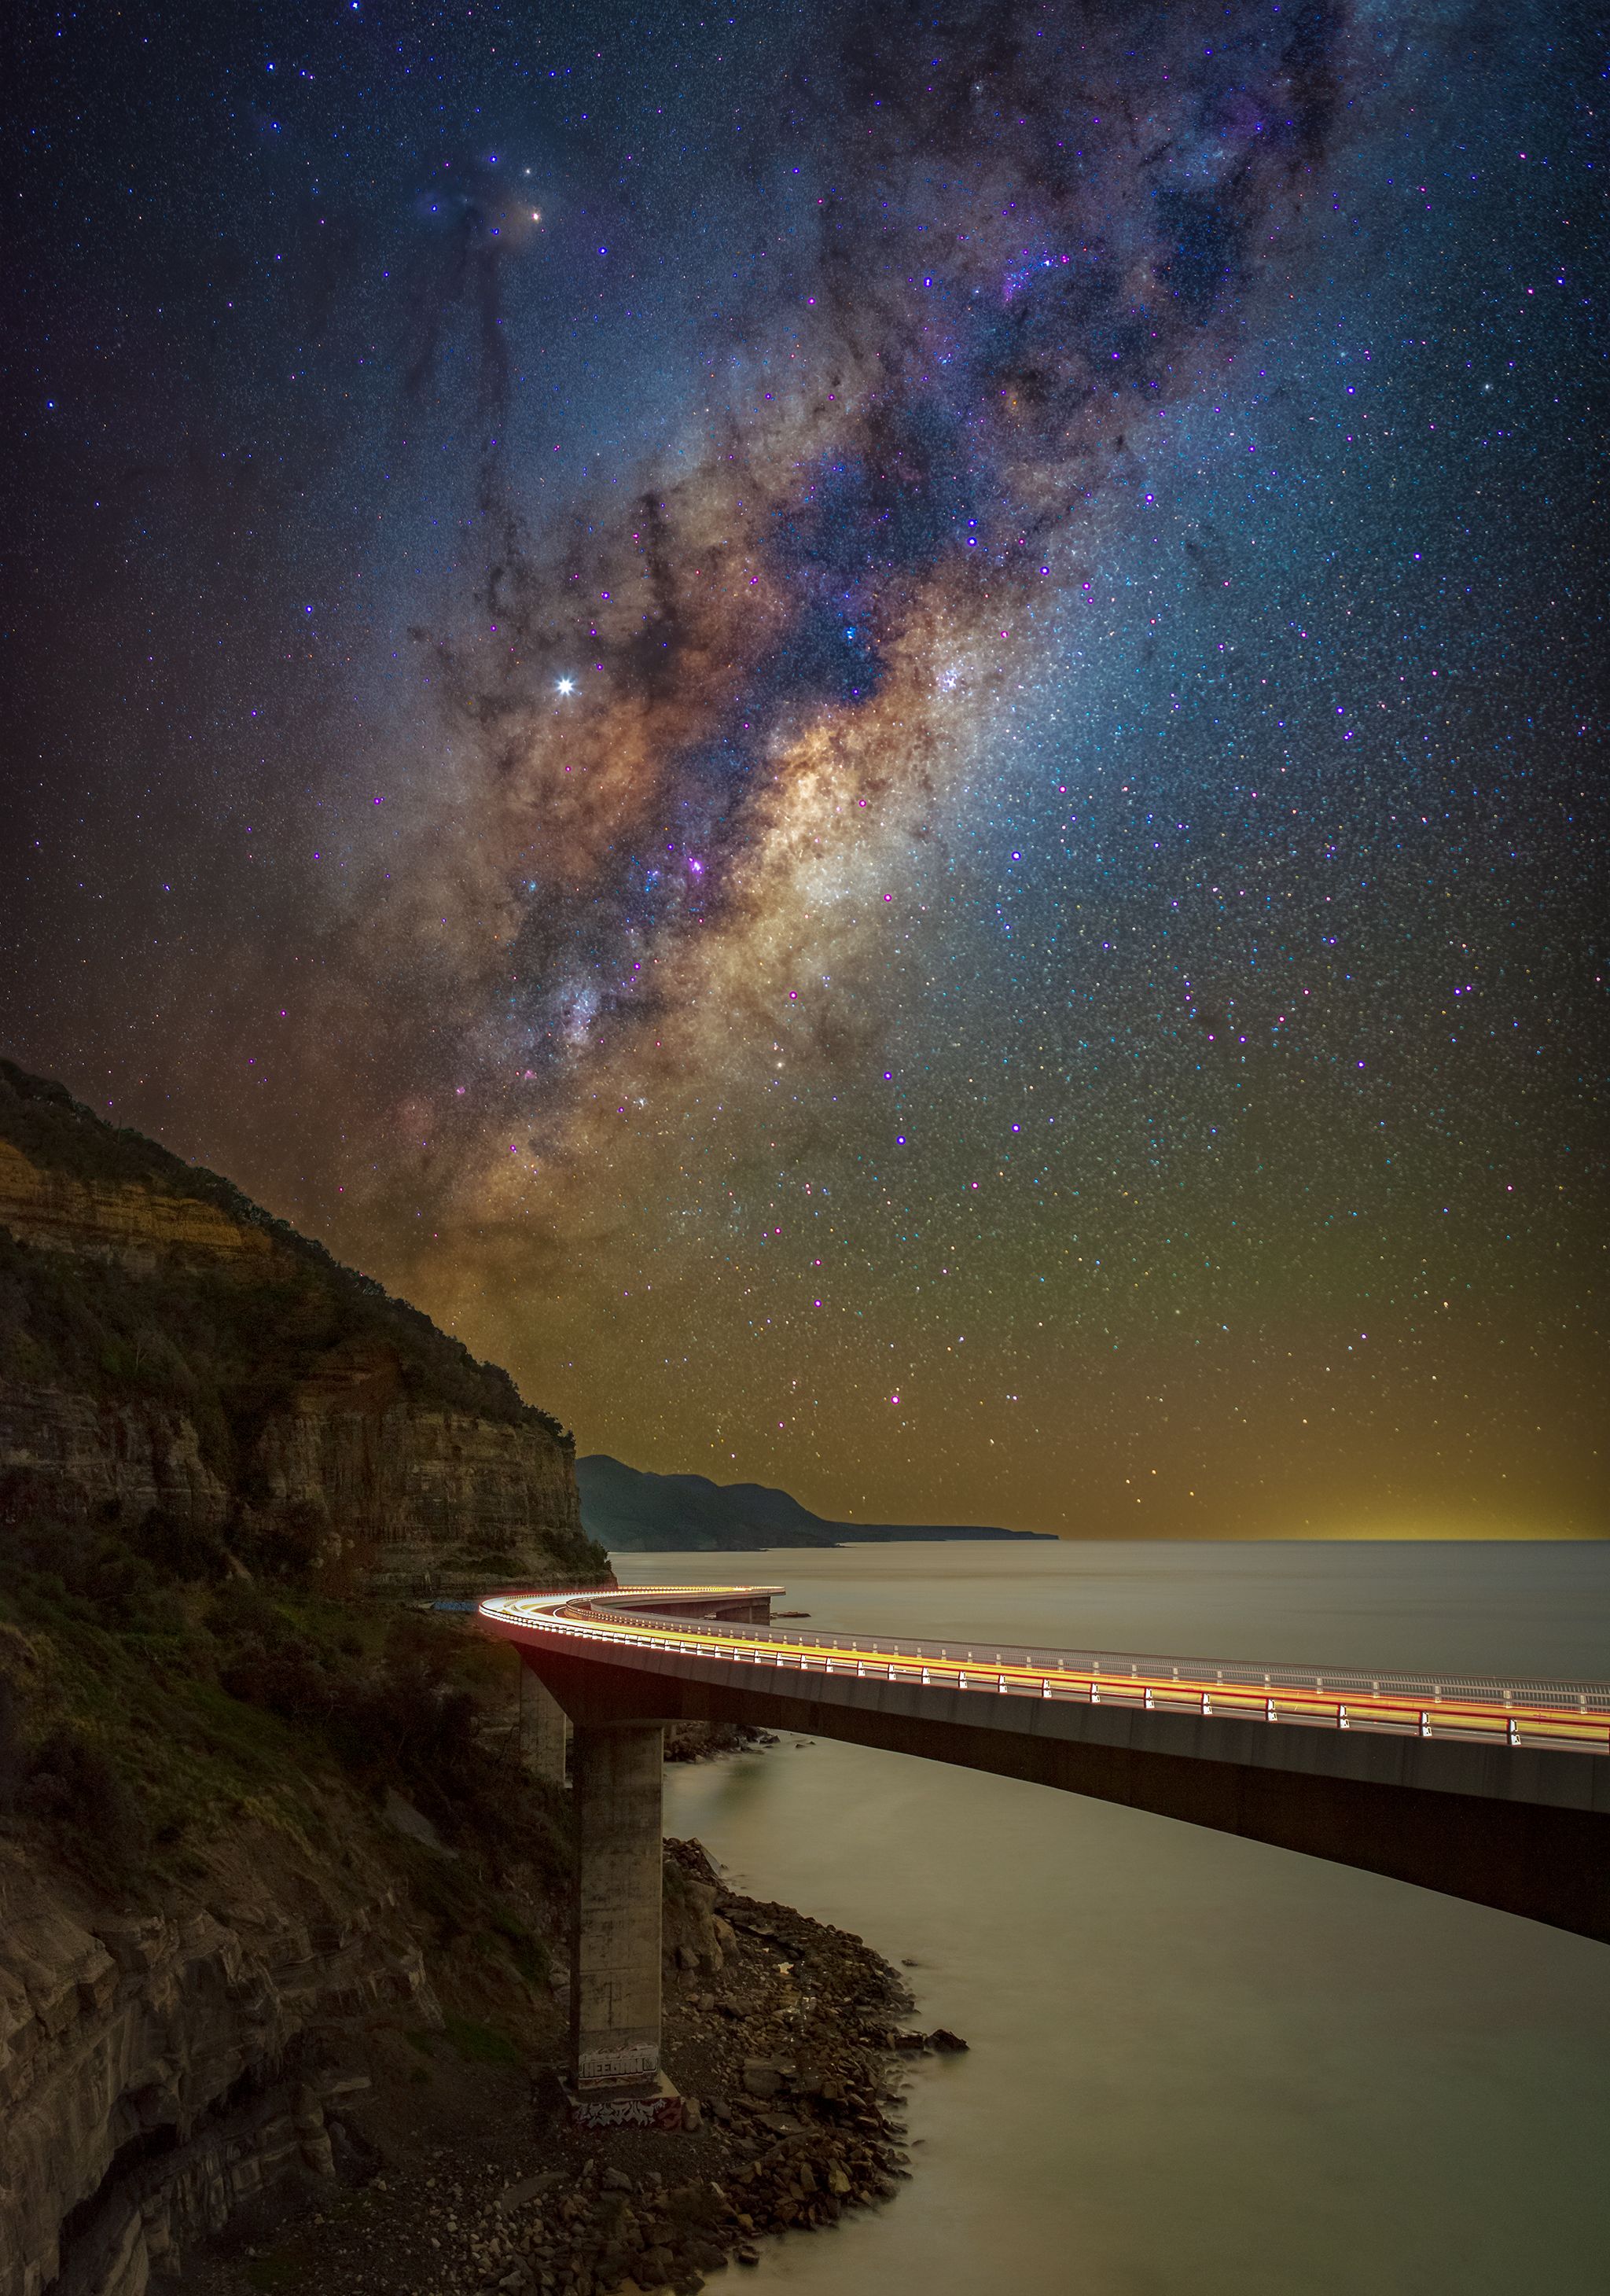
[628,1541,1610,2296]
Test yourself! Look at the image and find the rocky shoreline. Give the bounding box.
[663,1721,777,1764]
[181,1841,961,2296]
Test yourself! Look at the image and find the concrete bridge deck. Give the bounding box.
[480,1581,1610,2119]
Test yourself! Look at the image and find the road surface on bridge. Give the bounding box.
[481,1581,1610,1945]
[483,1581,1610,1754]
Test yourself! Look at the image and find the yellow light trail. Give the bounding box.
[480,1588,1610,1757]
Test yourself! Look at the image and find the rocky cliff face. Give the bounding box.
[0,1356,591,1599]
[0,1138,276,1276]
[0,1820,442,2296]
[249,1344,590,1597]
[0,1535,587,2296]
[0,1066,614,2294]
[0,1379,232,1535]
[0,1063,605,1595]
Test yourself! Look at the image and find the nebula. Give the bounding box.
[354,0,1354,1288]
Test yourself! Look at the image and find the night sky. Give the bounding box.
[5,0,1604,1538]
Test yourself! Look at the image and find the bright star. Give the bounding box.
[555,676,575,696]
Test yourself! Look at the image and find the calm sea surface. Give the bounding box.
[624,1541,1610,2296]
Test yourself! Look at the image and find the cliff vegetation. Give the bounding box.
[0,1060,612,2295]
[0,1488,586,2296]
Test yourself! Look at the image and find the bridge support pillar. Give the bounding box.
[519,1668,570,1786]
[568,1722,681,2129]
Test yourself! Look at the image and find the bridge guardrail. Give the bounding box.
[481,1591,1610,1757]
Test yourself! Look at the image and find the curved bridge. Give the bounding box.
[480,1581,1610,2120]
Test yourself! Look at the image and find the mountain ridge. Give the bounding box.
[578,1451,1054,1551]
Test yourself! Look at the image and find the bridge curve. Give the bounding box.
[480,1581,1610,2118]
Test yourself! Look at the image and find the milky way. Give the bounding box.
[5,0,1603,1536]
[367,2,1351,1234]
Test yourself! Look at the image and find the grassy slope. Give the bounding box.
[0,1513,571,2029]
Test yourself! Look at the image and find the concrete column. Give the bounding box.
[569,1722,665,2094]
[519,1665,571,1786]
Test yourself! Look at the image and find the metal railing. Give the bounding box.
[479,1589,1610,1757]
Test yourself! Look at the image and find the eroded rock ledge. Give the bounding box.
[2,1824,946,2296]
[0,1821,439,2296]
[177,1844,934,2296]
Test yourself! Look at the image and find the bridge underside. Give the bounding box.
[524,1647,1610,1948]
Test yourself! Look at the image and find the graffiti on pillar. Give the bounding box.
[569,2089,685,2132]
[578,2044,657,2084]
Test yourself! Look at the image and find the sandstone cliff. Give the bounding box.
[0,1065,637,2294]
[0,1815,440,2296]
[0,1061,606,1595]
[0,1135,278,1275]
[0,1569,577,2296]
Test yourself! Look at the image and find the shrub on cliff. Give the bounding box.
[2,1517,192,1636]
[0,1617,150,1886]
[209,1597,559,1872]
[0,1507,570,1922]
[128,1507,233,1584]
[11,1722,149,1886]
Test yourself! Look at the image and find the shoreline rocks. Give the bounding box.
[178,1842,956,2296]
[662,1723,777,1764]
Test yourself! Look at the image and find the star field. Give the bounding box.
[3,0,1603,1537]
